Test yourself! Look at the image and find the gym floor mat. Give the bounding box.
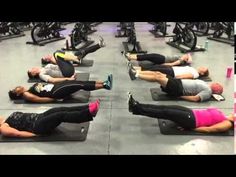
[27,73,90,83]
[150,88,220,101]
[0,122,90,142]
[73,59,94,67]
[14,90,90,104]
[158,119,234,136]
[199,76,212,82]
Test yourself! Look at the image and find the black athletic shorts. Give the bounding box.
[160,75,183,96]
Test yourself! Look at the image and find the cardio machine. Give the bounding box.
[62,22,94,51]
[122,24,147,54]
[207,22,234,46]
[166,22,205,53]
[26,22,65,46]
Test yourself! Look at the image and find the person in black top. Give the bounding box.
[8,74,113,103]
[0,100,100,138]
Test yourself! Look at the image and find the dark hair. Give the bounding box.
[200,69,209,77]
[27,70,39,79]
[8,90,22,100]
[41,58,50,65]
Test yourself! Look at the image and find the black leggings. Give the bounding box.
[33,105,93,134]
[137,53,166,64]
[51,80,96,99]
[132,103,196,129]
[141,65,175,77]
[54,51,75,77]
[74,44,101,58]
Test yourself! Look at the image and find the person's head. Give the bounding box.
[197,67,209,77]
[8,86,25,100]
[27,67,41,79]
[210,82,223,94]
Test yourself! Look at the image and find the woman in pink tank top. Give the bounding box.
[128,92,234,133]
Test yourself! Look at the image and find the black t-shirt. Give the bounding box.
[5,112,40,132]
[28,83,54,98]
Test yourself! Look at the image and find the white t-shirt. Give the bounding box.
[173,66,199,79]
[39,64,63,82]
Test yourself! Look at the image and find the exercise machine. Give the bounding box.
[0,22,25,41]
[149,22,174,37]
[207,22,234,46]
[16,22,34,31]
[115,22,134,38]
[62,22,94,51]
[26,22,65,46]
[166,22,205,53]
[186,22,212,36]
[122,24,147,54]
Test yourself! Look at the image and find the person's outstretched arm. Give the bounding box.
[23,92,55,103]
[194,120,232,133]
[0,123,37,138]
[180,95,200,102]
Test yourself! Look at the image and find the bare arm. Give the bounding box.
[0,123,37,138]
[194,120,233,133]
[23,92,55,103]
[180,95,200,102]
[175,74,194,79]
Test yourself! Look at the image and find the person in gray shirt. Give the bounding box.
[28,50,76,83]
[131,71,223,102]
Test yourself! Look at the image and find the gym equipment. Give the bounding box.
[28,72,90,83]
[83,22,97,34]
[42,59,94,67]
[207,22,234,46]
[26,22,65,46]
[16,22,34,31]
[115,22,134,38]
[14,90,90,104]
[166,23,205,53]
[0,122,90,142]
[0,22,25,41]
[122,24,147,54]
[149,22,174,37]
[158,119,233,136]
[186,22,211,36]
[150,88,222,101]
[62,22,94,51]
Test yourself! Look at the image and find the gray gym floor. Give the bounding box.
[0,22,234,154]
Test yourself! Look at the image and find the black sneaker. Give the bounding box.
[108,74,113,90]
[127,92,138,113]
[128,63,136,80]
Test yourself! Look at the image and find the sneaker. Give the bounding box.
[108,74,113,90]
[128,63,137,80]
[127,92,138,113]
[122,51,131,60]
[99,36,106,47]
[103,74,113,90]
